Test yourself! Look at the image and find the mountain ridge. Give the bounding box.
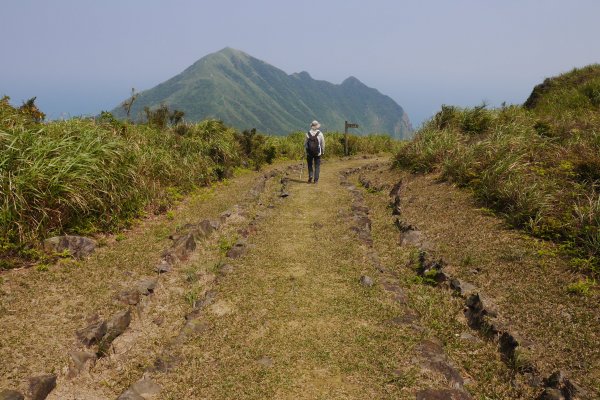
[111,48,412,138]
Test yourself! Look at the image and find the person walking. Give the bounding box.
[305,120,325,184]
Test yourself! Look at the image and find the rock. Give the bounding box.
[0,389,24,400]
[136,277,158,296]
[226,240,247,259]
[390,311,419,325]
[393,218,413,232]
[117,389,145,400]
[539,388,565,400]
[360,275,374,287]
[416,388,473,400]
[389,180,402,198]
[543,371,578,399]
[28,374,56,400]
[170,232,196,261]
[107,309,132,337]
[418,340,464,389]
[43,235,96,259]
[155,259,172,274]
[459,332,478,342]
[117,289,141,305]
[450,279,477,296]
[400,230,423,247]
[67,351,97,378]
[76,319,107,347]
[219,207,235,222]
[130,378,161,397]
[198,219,220,237]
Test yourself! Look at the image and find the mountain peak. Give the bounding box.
[216,47,250,58]
[112,49,412,138]
[342,76,365,87]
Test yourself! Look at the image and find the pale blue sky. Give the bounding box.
[1,0,599,128]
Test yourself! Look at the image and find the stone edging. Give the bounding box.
[385,172,584,400]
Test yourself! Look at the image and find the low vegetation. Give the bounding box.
[0,97,397,269]
[395,65,600,276]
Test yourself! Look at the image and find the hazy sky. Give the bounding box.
[1,0,599,128]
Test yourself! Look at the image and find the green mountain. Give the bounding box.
[111,48,412,138]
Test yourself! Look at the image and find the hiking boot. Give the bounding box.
[308,177,313,183]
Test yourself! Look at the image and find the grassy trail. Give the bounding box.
[7,158,590,399]
[155,158,410,399]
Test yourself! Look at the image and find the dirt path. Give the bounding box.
[3,158,594,399]
[150,158,412,399]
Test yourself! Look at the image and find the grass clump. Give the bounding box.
[566,278,596,296]
[395,65,600,276]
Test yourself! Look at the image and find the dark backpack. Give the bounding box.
[307,131,320,156]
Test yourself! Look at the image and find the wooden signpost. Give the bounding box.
[344,121,359,156]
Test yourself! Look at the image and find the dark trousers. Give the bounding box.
[306,154,321,181]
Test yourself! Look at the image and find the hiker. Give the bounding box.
[305,120,325,184]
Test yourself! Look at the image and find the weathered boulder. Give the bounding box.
[169,232,196,261]
[198,219,220,236]
[136,277,158,296]
[28,374,56,400]
[360,275,374,287]
[117,390,145,400]
[393,218,414,232]
[76,319,107,347]
[450,279,477,297]
[107,309,132,337]
[116,289,141,305]
[539,388,565,400]
[155,259,172,274]
[43,235,96,259]
[67,351,97,378]
[541,371,579,400]
[118,378,161,399]
[418,339,465,389]
[226,240,247,259]
[0,389,24,400]
[400,230,424,247]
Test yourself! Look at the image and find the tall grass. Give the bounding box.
[395,95,600,275]
[1,96,402,268]
[0,99,242,263]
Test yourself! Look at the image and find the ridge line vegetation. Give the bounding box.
[395,64,600,277]
[0,97,400,270]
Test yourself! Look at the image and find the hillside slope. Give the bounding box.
[111,48,412,138]
[395,64,600,277]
